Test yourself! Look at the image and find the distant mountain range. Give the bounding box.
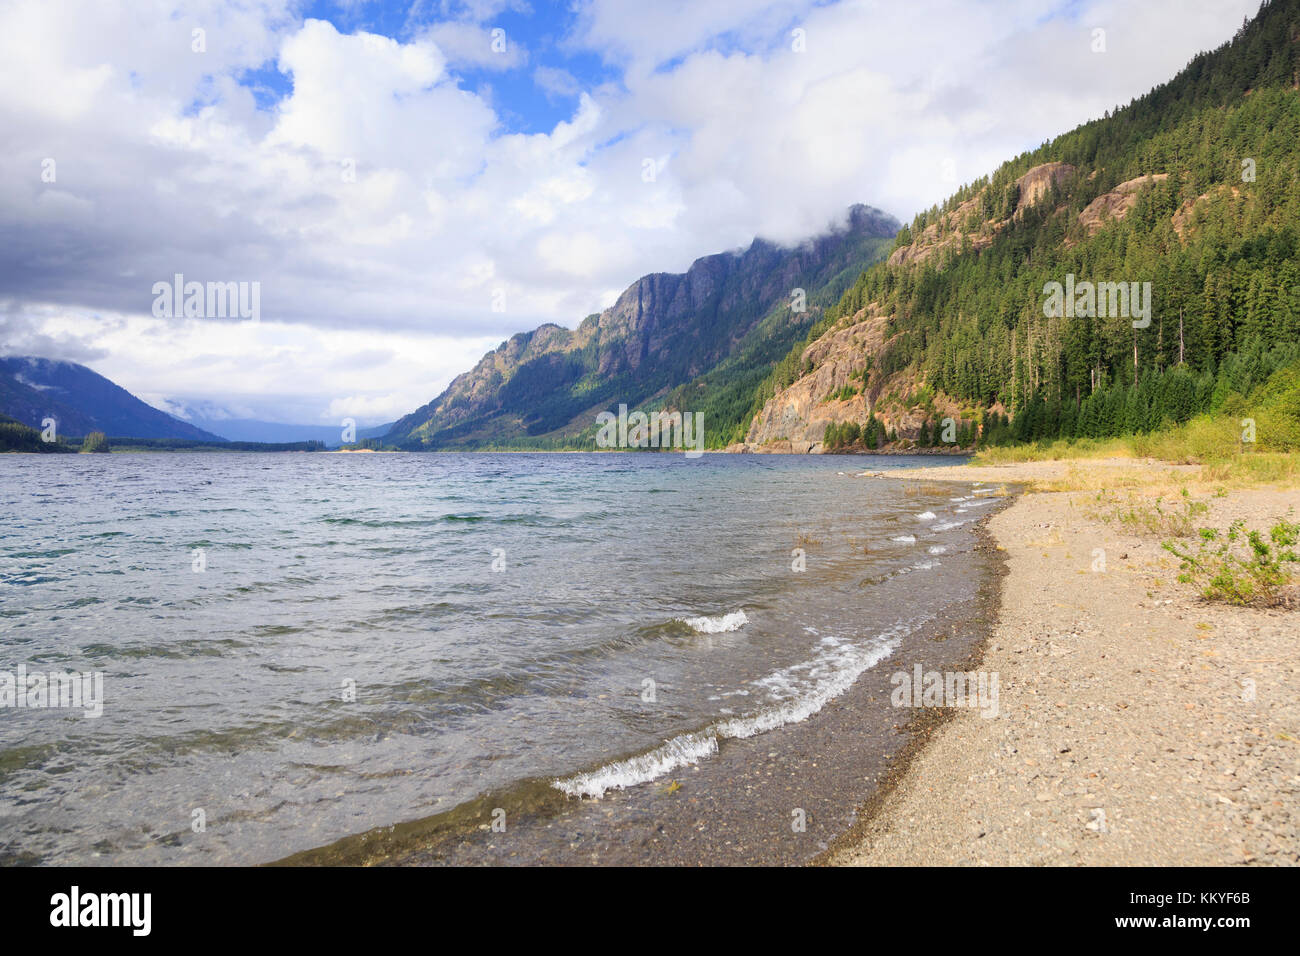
[0,357,391,446]
[0,357,225,441]
[386,1,1300,455]
[186,416,393,446]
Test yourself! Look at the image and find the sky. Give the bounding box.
[0,0,1262,426]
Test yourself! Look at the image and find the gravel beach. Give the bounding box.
[832,460,1299,866]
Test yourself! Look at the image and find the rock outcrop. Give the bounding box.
[886,162,1075,269]
[1078,173,1169,235]
[741,305,977,452]
[1012,161,1075,216]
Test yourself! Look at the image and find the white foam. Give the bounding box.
[679,610,749,633]
[916,511,936,521]
[553,732,719,799]
[706,689,751,701]
[554,627,906,799]
[890,534,916,544]
[718,635,900,739]
[932,519,971,531]
[898,558,940,574]
[927,545,948,554]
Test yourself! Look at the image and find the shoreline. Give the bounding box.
[278,575,1005,866]
[829,458,1299,866]
[276,480,1012,867]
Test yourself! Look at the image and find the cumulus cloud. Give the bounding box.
[0,0,1261,423]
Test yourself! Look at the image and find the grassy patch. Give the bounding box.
[1088,488,1209,537]
[971,438,1134,465]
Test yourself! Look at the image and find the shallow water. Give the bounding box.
[0,451,985,865]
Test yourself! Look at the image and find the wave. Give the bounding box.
[553,627,905,799]
[553,733,720,799]
[679,610,749,633]
[915,511,936,521]
[890,534,916,544]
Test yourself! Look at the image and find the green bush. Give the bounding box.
[1163,517,1299,606]
[80,431,110,453]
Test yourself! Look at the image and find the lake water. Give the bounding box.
[0,451,996,865]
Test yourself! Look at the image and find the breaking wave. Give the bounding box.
[553,628,906,799]
[679,610,749,633]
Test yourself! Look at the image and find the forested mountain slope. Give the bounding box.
[743,0,1300,452]
[0,357,225,442]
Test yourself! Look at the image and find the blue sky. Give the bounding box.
[236,1,622,132]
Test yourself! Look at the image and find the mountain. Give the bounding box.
[386,204,900,449]
[743,0,1300,452]
[184,416,394,447]
[0,357,226,441]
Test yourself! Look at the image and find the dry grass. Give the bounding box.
[972,437,1135,465]
[903,482,952,497]
[1085,488,1210,538]
[1023,455,1299,495]
[968,429,1299,495]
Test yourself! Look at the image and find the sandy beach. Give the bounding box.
[831,458,1299,866]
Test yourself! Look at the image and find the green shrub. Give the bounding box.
[1163,517,1299,606]
[80,431,110,453]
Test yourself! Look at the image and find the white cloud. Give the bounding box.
[424,20,528,70]
[533,64,582,100]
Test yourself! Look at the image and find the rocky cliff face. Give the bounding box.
[1078,173,1169,236]
[885,162,1076,269]
[740,305,972,453]
[387,204,900,448]
[743,307,888,452]
[742,3,1300,455]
